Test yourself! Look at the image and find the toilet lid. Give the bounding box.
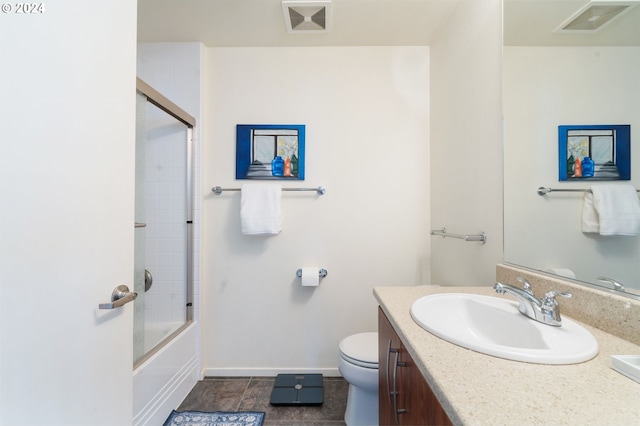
[339,332,378,367]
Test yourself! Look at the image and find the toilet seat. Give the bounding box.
[339,332,378,369]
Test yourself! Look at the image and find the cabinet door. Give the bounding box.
[399,348,452,426]
[378,307,453,426]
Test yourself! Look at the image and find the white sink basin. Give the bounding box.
[410,293,599,364]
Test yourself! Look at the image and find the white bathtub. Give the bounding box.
[133,322,199,426]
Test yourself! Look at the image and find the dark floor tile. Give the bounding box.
[239,378,301,424]
[178,377,250,412]
[178,376,347,426]
[263,422,346,426]
[302,379,348,422]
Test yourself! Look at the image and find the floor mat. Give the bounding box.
[163,410,265,426]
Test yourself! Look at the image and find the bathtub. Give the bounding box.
[133,322,199,426]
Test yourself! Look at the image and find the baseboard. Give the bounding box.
[202,367,342,377]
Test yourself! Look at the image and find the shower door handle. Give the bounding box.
[144,269,153,292]
[99,285,137,309]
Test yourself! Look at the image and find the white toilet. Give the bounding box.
[338,332,379,426]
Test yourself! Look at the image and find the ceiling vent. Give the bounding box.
[282,1,331,33]
[555,0,639,32]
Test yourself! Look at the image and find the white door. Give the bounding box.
[0,1,137,425]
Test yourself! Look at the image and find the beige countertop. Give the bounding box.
[374,285,640,426]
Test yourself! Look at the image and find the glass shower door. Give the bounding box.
[134,90,190,367]
[133,92,147,363]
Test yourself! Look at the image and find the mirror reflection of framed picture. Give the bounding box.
[558,124,630,181]
[236,124,305,180]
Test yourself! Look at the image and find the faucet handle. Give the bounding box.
[541,291,572,325]
[516,276,534,295]
[544,290,572,300]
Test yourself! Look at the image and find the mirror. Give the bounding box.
[503,0,640,297]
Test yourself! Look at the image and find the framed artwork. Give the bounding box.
[558,124,630,181]
[236,124,305,180]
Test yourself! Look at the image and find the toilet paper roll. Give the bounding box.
[301,267,320,287]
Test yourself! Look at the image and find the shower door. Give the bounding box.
[134,81,194,367]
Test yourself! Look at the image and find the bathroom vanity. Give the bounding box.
[374,279,640,425]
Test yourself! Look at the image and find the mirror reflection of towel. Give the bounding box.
[241,184,282,235]
[582,184,640,236]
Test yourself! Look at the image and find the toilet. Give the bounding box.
[338,332,379,426]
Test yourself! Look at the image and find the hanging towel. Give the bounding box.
[240,183,282,235]
[582,184,640,236]
[581,190,600,234]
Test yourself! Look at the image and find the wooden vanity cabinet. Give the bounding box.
[378,307,452,426]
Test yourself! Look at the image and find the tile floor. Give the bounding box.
[177,376,349,425]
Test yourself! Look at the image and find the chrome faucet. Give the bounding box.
[493,281,572,327]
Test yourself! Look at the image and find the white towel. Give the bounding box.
[240,183,282,235]
[581,190,600,234]
[582,184,640,236]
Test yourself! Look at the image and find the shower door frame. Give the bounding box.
[134,77,196,369]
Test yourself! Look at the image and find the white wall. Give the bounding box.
[202,46,430,375]
[504,46,640,284]
[430,0,503,286]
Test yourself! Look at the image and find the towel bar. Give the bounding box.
[537,186,640,196]
[212,186,326,195]
[430,228,486,244]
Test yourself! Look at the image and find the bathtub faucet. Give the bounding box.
[493,281,572,327]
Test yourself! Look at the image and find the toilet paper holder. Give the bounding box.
[296,268,328,278]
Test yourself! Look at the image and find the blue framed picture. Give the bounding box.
[236,124,305,180]
[558,124,630,181]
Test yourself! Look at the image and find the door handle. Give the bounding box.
[386,340,407,424]
[386,339,393,404]
[392,349,407,423]
[99,285,137,309]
